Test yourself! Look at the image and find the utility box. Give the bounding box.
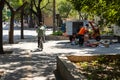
[65,20,84,36]
[113,24,120,42]
[113,25,120,36]
[65,20,89,42]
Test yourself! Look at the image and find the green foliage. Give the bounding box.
[18,0,23,5]
[75,55,120,79]
[41,0,53,16]
[4,0,27,20]
[6,0,24,8]
[52,30,63,36]
[3,6,9,21]
[97,55,109,64]
[68,0,120,26]
[80,62,89,69]
[57,1,72,18]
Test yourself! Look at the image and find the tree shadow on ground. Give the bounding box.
[31,53,72,80]
[0,49,32,80]
[0,48,72,80]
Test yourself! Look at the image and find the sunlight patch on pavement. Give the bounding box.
[20,78,33,80]
[33,76,47,80]
[24,73,33,78]
[15,65,33,71]
[0,64,11,67]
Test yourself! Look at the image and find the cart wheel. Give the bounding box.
[95,36,101,41]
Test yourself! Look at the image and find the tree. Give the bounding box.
[57,1,72,18]
[68,0,120,25]
[20,5,25,39]
[30,0,50,25]
[0,0,5,54]
[30,0,43,25]
[68,0,88,19]
[5,0,27,44]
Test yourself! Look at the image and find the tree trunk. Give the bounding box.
[37,9,42,24]
[21,8,24,39]
[29,1,33,28]
[9,12,15,44]
[0,0,4,54]
[5,1,27,43]
[53,0,56,33]
[29,11,34,28]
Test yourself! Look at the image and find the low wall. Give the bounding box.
[57,56,86,80]
[46,35,69,40]
[57,54,120,80]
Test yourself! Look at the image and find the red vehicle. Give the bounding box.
[89,21,101,41]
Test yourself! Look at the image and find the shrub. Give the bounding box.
[52,30,63,36]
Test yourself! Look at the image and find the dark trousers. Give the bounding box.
[38,36,43,49]
[78,35,84,46]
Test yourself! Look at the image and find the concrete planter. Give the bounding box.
[46,35,69,40]
[56,54,120,80]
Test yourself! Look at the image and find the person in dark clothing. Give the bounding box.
[77,25,88,46]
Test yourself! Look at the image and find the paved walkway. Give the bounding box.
[1,27,120,80]
[1,39,120,80]
[1,39,58,80]
[1,27,58,80]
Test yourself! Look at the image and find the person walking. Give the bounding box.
[36,22,44,51]
[40,23,46,43]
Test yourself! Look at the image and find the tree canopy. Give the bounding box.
[68,0,120,25]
